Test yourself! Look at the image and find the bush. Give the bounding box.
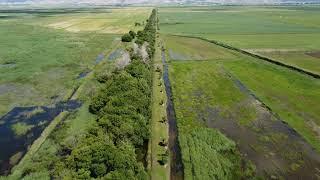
[121,33,133,42]
[129,30,136,38]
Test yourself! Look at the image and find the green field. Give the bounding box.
[0,22,115,115]
[164,34,320,178]
[1,5,320,180]
[163,35,242,61]
[224,57,320,152]
[0,7,151,116]
[0,7,152,178]
[159,6,320,74]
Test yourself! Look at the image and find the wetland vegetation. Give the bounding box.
[160,6,320,178]
[1,3,320,180]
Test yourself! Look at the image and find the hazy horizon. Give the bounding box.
[0,0,319,5]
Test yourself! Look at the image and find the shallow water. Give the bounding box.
[162,49,184,180]
[0,100,82,175]
[0,63,16,68]
[0,84,16,96]
[168,49,190,61]
[108,49,123,61]
[77,71,90,79]
[203,72,320,179]
[95,54,105,64]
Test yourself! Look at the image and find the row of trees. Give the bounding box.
[44,9,158,179]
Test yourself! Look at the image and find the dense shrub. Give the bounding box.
[121,33,133,42]
[48,9,157,179]
[129,30,136,38]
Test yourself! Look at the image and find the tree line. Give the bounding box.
[55,9,157,179]
[19,9,158,180]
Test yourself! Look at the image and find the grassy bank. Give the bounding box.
[150,38,170,180]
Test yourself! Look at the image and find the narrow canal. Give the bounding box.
[161,49,184,180]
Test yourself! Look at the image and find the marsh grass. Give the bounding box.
[11,123,35,137]
[224,58,320,152]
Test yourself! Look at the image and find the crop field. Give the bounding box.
[163,34,320,179]
[0,7,150,175]
[0,7,150,34]
[159,6,320,74]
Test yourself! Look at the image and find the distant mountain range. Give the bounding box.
[0,0,319,5]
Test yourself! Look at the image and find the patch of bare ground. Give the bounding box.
[306,51,320,59]
[168,49,191,61]
[115,51,131,69]
[0,84,17,95]
[245,48,303,53]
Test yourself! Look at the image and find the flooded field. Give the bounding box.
[168,60,320,179]
[0,100,81,175]
[211,72,320,178]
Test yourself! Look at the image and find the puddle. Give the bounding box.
[95,54,105,64]
[306,51,320,59]
[0,16,16,19]
[0,100,82,175]
[77,71,90,79]
[200,72,320,179]
[108,49,123,61]
[169,49,190,61]
[0,63,16,68]
[0,84,17,96]
[162,49,184,179]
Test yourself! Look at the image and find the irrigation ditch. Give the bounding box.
[162,48,184,180]
[173,35,320,79]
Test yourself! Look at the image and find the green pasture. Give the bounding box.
[165,35,320,178]
[164,35,320,153]
[224,58,320,152]
[0,7,150,116]
[159,6,320,74]
[163,35,241,61]
[0,21,116,115]
[159,6,320,35]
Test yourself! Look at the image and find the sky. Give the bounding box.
[0,0,318,5]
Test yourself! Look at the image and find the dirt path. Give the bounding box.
[150,38,170,180]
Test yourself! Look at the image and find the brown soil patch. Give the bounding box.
[306,51,320,58]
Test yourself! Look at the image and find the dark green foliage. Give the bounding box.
[129,30,136,38]
[136,9,157,57]
[158,150,169,166]
[47,9,158,179]
[121,33,133,42]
